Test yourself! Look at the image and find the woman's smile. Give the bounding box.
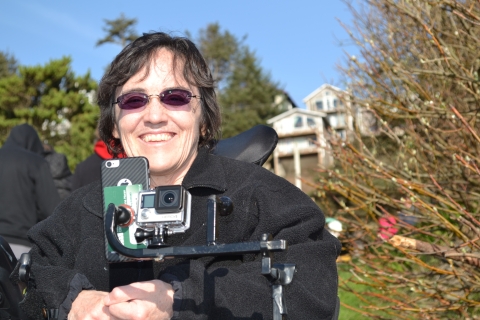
[140,132,175,143]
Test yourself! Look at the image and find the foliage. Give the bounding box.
[337,261,384,320]
[0,20,283,174]
[193,23,239,90]
[192,23,284,138]
[314,0,480,318]
[0,51,18,78]
[0,57,99,170]
[96,13,139,48]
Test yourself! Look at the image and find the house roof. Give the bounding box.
[302,83,345,103]
[266,108,326,124]
[280,90,299,109]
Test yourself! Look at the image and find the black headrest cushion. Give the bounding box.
[213,125,278,166]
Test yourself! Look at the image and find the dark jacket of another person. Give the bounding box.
[22,148,341,319]
[43,146,72,200]
[71,140,114,191]
[0,124,61,247]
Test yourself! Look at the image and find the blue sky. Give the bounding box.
[0,1,356,108]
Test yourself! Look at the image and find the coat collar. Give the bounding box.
[182,147,227,193]
[84,148,227,219]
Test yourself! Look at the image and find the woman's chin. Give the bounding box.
[149,162,177,176]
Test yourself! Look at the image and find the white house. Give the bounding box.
[266,84,377,192]
[303,83,377,138]
[267,108,332,190]
[303,83,354,140]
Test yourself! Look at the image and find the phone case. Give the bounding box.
[101,157,150,190]
[101,157,149,263]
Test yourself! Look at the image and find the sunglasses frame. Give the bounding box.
[113,89,201,110]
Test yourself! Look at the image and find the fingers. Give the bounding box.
[103,280,174,320]
[69,290,110,320]
[108,299,173,320]
[108,300,151,320]
[104,281,154,305]
[104,280,172,306]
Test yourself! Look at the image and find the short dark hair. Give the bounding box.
[97,31,221,157]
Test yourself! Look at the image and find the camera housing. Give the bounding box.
[122,185,192,248]
[136,185,191,231]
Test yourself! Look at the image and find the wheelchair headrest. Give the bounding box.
[213,125,278,166]
[0,236,24,319]
[0,236,17,271]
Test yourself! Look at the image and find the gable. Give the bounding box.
[303,84,347,112]
[267,109,325,136]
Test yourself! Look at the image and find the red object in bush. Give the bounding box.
[378,215,398,240]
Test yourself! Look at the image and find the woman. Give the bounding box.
[21,32,341,320]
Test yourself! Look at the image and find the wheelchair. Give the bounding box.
[0,236,24,320]
[0,125,340,320]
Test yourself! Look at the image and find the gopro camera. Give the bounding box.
[136,186,191,229]
[134,185,191,248]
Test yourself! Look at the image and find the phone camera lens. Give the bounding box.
[106,161,112,168]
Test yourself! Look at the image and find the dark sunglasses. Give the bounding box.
[113,89,201,110]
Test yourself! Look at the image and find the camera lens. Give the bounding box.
[163,192,175,205]
[154,186,183,213]
[106,161,112,168]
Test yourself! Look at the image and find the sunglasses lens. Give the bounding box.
[161,89,192,106]
[118,93,148,110]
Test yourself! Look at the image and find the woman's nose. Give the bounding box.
[144,97,168,123]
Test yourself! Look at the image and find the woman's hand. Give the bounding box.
[103,279,174,320]
[69,290,111,320]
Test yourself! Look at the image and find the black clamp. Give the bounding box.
[42,308,59,320]
[18,253,31,283]
[260,234,296,320]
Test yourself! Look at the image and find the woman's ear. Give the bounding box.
[200,124,208,139]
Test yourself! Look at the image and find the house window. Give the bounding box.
[333,99,338,108]
[294,116,303,128]
[316,101,323,110]
[307,117,316,128]
[328,115,337,127]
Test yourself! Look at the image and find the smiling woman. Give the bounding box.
[111,48,205,186]
[20,31,341,320]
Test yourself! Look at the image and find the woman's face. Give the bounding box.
[113,48,203,186]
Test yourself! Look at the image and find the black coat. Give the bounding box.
[22,148,341,319]
[43,149,73,201]
[0,124,61,247]
[71,152,103,191]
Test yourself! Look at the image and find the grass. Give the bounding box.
[336,257,423,320]
[337,260,373,320]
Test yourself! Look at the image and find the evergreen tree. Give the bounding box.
[194,23,239,90]
[96,13,139,48]
[220,48,282,138]
[0,57,98,169]
[0,51,18,78]
[193,23,283,138]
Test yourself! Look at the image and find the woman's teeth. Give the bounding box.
[142,133,173,142]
